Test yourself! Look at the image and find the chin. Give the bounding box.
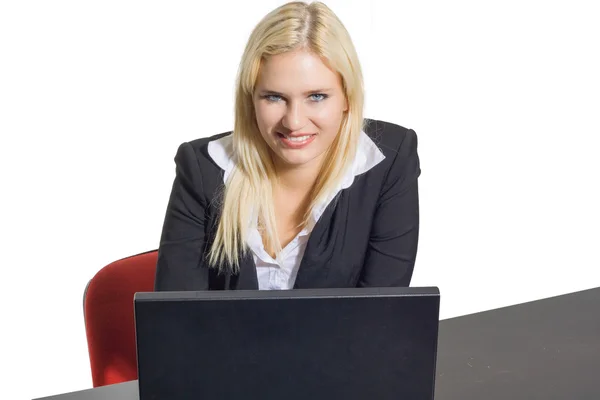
[276,150,320,167]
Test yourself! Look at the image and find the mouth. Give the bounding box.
[277,132,316,141]
[276,132,317,148]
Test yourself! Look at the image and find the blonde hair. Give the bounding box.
[208,1,365,272]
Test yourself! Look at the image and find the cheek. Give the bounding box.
[315,95,345,117]
[255,103,280,126]
[254,105,282,145]
[313,102,345,133]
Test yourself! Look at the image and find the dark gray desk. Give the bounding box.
[35,287,600,400]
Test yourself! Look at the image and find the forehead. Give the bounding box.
[256,49,342,92]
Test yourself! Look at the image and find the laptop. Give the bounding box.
[134,287,440,400]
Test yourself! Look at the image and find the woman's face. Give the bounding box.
[253,49,348,170]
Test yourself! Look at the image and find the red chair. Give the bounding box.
[83,250,158,387]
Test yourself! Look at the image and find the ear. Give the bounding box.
[343,97,349,112]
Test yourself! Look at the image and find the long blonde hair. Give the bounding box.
[208,1,365,272]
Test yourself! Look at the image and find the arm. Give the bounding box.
[358,129,421,287]
[154,142,210,291]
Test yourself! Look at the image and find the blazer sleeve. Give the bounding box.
[154,142,210,291]
[358,129,421,287]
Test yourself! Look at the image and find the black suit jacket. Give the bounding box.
[154,119,421,291]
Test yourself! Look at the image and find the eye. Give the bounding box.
[309,93,328,102]
[263,94,283,103]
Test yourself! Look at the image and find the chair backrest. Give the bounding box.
[84,250,158,387]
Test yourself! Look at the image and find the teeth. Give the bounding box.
[285,135,312,142]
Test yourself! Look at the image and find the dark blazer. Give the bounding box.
[154,118,421,291]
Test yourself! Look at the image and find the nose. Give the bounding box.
[282,101,307,132]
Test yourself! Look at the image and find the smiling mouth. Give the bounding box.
[276,132,318,149]
[277,132,316,142]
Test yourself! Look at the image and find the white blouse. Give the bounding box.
[207,131,385,290]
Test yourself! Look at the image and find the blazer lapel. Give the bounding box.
[293,195,339,289]
[233,250,259,289]
[207,202,258,290]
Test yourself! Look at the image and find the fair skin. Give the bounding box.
[252,48,348,254]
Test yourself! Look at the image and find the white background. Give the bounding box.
[1,1,599,399]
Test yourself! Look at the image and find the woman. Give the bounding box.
[155,1,420,291]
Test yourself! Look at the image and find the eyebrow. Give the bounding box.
[258,88,334,96]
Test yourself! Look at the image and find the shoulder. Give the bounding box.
[171,131,232,199]
[187,130,232,150]
[363,118,418,159]
[361,118,420,185]
[177,131,232,169]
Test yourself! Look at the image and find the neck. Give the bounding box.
[273,155,324,194]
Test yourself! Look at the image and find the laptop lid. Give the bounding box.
[134,287,440,400]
